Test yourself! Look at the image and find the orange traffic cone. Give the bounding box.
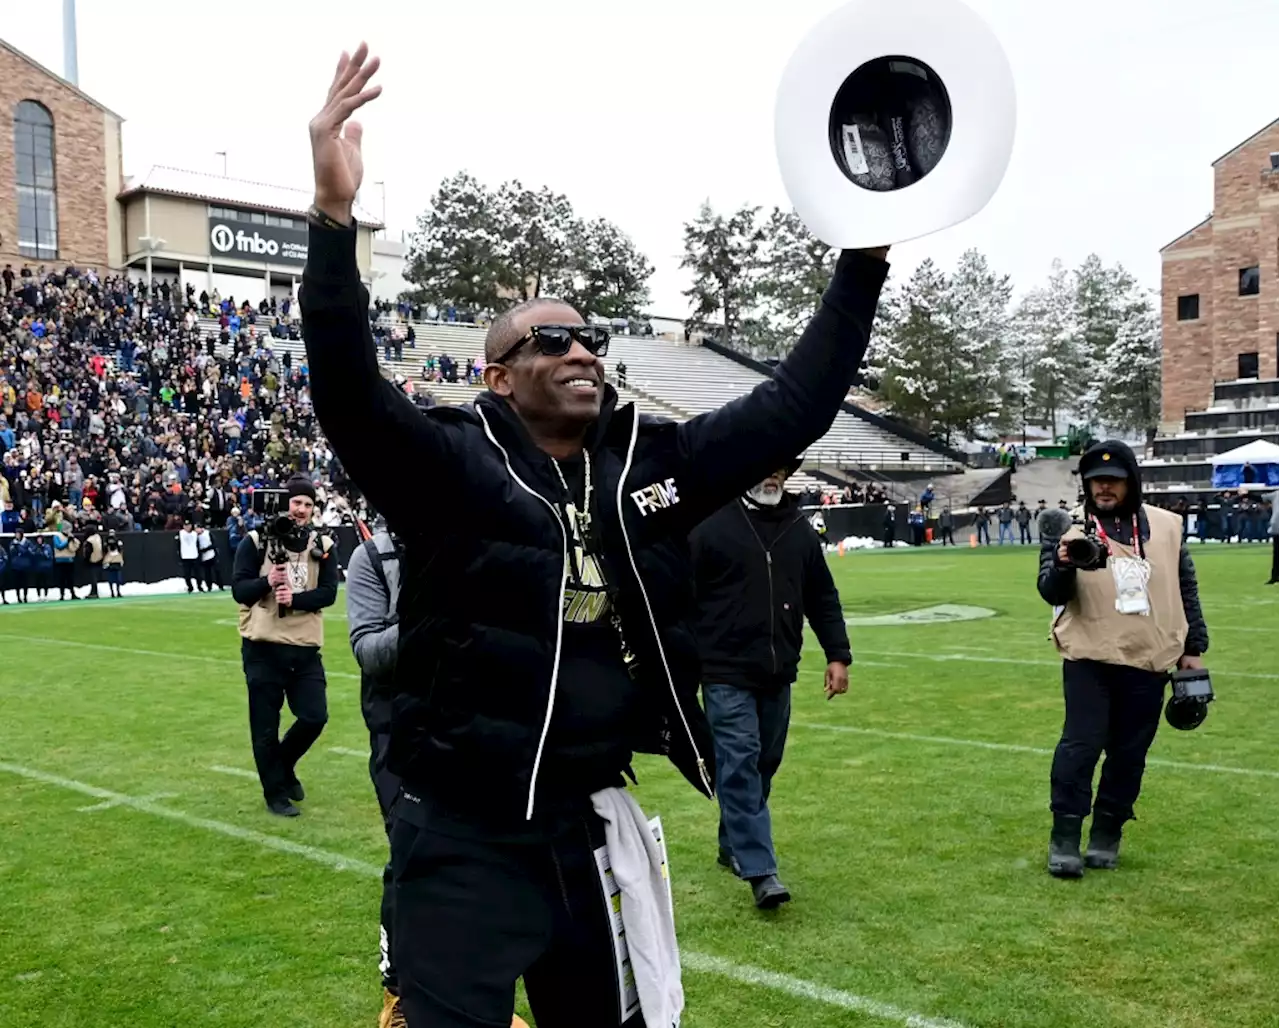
[969,533,978,548]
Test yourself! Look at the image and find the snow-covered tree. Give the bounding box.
[405,172,512,311]
[1096,297,1162,434]
[1072,254,1148,427]
[874,259,960,440]
[750,207,839,356]
[680,202,763,346]
[948,248,1013,436]
[1005,260,1084,440]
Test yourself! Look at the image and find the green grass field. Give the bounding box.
[1,543,1276,1028]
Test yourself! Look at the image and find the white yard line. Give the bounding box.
[0,634,359,680]
[855,649,1279,682]
[794,722,1279,778]
[328,747,367,758]
[208,765,260,781]
[2,760,974,1028]
[681,952,970,1028]
[1,762,380,875]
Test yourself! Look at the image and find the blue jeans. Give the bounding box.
[703,682,791,879]
[998,522,1014,545]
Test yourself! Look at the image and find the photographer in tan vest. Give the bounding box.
[232,475,339,817]
[1036,441,1209,878]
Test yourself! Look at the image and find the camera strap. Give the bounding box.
[1090,513,1144,560]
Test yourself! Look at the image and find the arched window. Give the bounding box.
[14,100,58,259]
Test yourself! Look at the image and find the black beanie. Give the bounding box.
[286,475,316,502]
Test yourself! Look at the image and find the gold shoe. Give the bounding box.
[378,988,408,1028]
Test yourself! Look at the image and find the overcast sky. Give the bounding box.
[4,0,1277,315]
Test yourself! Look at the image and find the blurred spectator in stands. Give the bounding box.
[1,499,18,533]
[440,352,457,383]
[616,361,628,388]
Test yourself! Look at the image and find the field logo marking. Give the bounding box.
[844,604,996,627]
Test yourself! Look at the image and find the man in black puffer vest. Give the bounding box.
[302,45,888,1028]
[690,462,851,910]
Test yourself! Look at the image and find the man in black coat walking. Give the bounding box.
[690,462,851,909]
[302,44,887,1028]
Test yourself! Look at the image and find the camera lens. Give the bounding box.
[1065,537,1099,568]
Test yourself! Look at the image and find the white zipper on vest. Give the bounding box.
[615,405,712,794]
[477,407,570,821]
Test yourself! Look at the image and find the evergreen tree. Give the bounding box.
[874,259,958,440]
[554,217,654,321]
[404,172,511,312]
[680,201,762,346]
[494,181,575,301]
[751,207,838,356]
[948,248,1013,436]
[1097,300,1162,434]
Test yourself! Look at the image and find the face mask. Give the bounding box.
[747,482,783,507]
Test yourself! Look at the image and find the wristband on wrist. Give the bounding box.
[307,204,351,231]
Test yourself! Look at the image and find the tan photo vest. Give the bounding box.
[237,531,330,648]
[1051,504,1187,672]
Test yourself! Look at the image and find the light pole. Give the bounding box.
[215,151,227,176]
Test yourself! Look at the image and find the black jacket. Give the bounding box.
[690,495,850,689]
[301,222,886,821]
[1036,441,1209,658]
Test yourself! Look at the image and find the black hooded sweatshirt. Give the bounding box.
[690,492,850,689]
[1036,440,1208,657]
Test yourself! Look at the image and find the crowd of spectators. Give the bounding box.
[0,264,365,574]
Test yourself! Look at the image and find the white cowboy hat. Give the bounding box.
[775,0,1016,248]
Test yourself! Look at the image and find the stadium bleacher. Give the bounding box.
[1140,376,1280,495]
[213,311,959,494]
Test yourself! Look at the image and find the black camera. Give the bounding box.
[1165,668,1214,731]
[1063,520,1108,571]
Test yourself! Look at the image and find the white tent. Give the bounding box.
[1210,438,1280,489]
[1209,439,1280,466]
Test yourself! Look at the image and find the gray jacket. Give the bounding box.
[346,532,400,733]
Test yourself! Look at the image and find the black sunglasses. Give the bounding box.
[494,324,610,365]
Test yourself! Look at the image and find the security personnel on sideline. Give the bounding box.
[232,475,338,817]
[345,524,406,1028]
[690,462,852,908]
[1037,441,1209,878]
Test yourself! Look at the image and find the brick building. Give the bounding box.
[0,39,125,273]
[1159,120,1279,429]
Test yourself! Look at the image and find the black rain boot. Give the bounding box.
[1085,810,1125,869]
[1047,813,1085,879]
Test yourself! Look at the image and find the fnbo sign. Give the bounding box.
[208,216,308,268]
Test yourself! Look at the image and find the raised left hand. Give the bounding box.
[824,661,850,700]
[1178,654,1204,671]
